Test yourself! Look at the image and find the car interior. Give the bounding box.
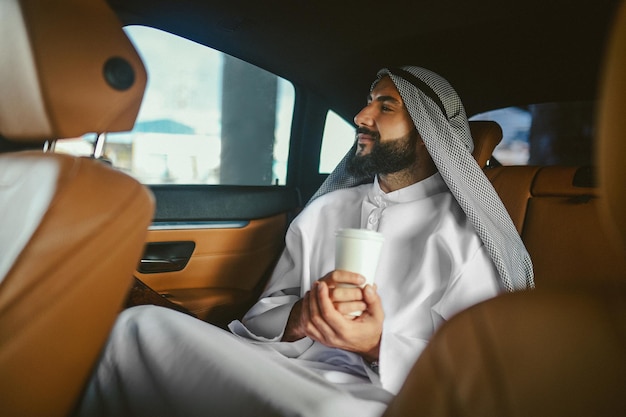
[1,0,625,415]
[128,119,506,328]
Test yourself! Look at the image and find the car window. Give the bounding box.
[470,101,594,166]
[55,25,294,185]
[319,110,355,174]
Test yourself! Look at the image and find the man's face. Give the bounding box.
[347,76,420,177]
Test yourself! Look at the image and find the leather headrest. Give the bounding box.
[597,0,626,255]
[0,0,146,143]
[469,120,503,168]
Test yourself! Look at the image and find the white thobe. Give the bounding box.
[231,172,500,393]
[79,173,499,417]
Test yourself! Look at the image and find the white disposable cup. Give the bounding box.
[335,228,385,287]
[335,228,384,317]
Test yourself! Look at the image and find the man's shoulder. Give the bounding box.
[292,184,370,225]
[308,184,370,209]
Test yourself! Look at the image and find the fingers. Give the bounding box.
[301,282,384,356]
[316,281,342,320]
[362,284,384,320]
[322,271,365,311]
[316,281,358,333]
[334,301,367,316]
[328,286,363,302]
[320,270,365,288]
[304,282,337,342]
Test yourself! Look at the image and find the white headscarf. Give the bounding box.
[311,66,534,291]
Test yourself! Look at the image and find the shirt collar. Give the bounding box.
[370,172,448,204]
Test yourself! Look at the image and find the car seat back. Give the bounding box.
[486,165,626,284]
[521,166,626,283]
[469,120,503,168]
[597,0,626,256]
[0,0,152,415]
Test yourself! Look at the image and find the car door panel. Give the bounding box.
[133,186,300,326]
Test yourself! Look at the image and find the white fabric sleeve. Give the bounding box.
[432,244,501,321]
[378,332,430,394]
[379,245,500,394]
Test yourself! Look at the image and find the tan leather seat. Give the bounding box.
[0,1,152,416]
[383,1,626,416]
[486,165,626,284]
[383,282,626,417]
[469,120,503,168]
[485,165,540,234]
[522,166,626,284]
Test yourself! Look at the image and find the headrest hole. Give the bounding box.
[103,57,135,91]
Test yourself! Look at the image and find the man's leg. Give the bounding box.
[78,305,388,417]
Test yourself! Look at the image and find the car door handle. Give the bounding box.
[137,241,195,274]
[139,258,188,273]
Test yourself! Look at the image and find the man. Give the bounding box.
[79,67,533,417]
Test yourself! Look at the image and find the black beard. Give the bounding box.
[346,129,420,178]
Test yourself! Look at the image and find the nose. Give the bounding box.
[354,104,374,127]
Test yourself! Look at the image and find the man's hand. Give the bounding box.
[282,270,384,363]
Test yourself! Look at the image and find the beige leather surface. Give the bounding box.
[484,164,626,285]
[522,165,626,283]
[597,0,626,256]
[0,0,151,414]
[0,152,154,416]
[383,284,626,417]
[0,0,146,142]
[137,215,286,292]
[469,120,503,168]
[531,166,597,197]
[485,166,540,234]
[523,195,626,283]
[136,215,287,322]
